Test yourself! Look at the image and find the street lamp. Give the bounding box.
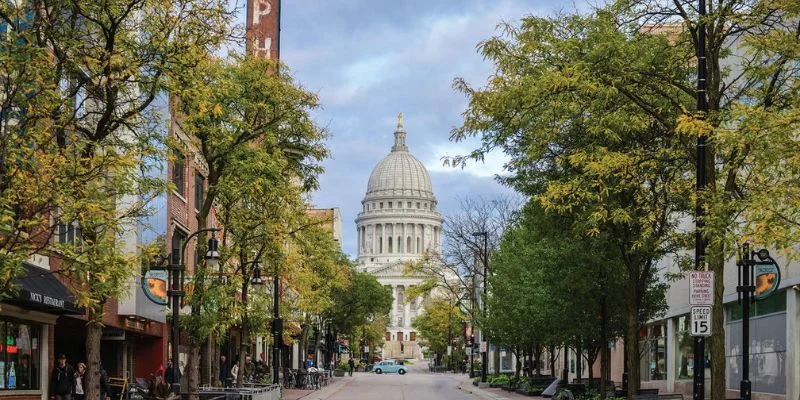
[471,231,488,383]
[160,228,221,395]
[272,259,282,385]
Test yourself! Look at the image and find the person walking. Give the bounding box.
[230,359,239,386]
[50,354,75,400]
[347,358,355,377]
[98,362,111,400]
[73,363,86,400]
[219,356,230,387]
[164,360,180,387]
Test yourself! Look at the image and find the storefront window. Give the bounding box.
[0,320,41,390]
[640,323,666,381]
[675,315,694,379]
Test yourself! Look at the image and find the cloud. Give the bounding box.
[425,143,510,179]
[276,0,572,257]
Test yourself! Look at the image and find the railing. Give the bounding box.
[198,384,281,400]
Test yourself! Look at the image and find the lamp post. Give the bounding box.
[236,255,265,386]
[272,259,282,385]
[162,228,221,395]
[693,0,708,399]
[471,231,488,383]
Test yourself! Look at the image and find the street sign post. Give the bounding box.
[689,271,714,305]
[691,306,712,336]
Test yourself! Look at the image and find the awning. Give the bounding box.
[7,264,82,314]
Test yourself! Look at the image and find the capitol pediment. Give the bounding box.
[369,262,427,278]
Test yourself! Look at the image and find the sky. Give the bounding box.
[268,0,585,257]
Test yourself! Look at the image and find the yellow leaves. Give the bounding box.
[676,113,714,138]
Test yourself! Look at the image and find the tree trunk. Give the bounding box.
[211,337,220,386]
[534,345,541,375]
[576,339,582,384]
[237,278,250,387]
[549,344,556,378]
[494,343,501,374]
[188,345,200,398]
[710,249,726,400]
[562,345,569,383]
[515,348,521,378]
[625,311,640,399]
[600,299,608,398]
[85,313,102,400]
[586,344,599,388]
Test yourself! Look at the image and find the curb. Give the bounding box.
[283,376,354,400]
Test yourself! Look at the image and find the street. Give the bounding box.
[321,363,480,400]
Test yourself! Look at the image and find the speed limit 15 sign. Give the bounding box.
[691,306,712,336]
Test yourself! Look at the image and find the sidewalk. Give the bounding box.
[455,375,545,400]
[281,374,354,400]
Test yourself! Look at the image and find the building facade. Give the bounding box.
[356,115,442,360]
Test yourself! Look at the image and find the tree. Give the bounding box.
[487,203,628,390]
[614,1,800,398]
[411,296,466,367]
[0,2,230,400]
[450,11,691,394]
[405,195,521,321]
[326,271,393,337]
[173,54,328,390]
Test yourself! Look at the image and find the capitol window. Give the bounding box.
[407,202,411,208]
[380,202,384,209]
[416,202,420,209]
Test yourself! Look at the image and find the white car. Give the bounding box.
[373,359,408,375]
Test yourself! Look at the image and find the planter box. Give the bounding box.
[333,370,345,377]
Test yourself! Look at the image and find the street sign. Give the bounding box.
[754,261,781,300]
[480,342,487,353]
[466,347,472,356]
[364,346,369,353]
[447,346,452,355]
[691,306,712,336]
[689,271,715,305]
[142,270,168,305]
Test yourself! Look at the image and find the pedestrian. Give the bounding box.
[19,354,35,390]
[50,354,75,400]
[73,363,86,400]
[230,358,239,386]
[347,358,355,377]
[99,362,111,400]
[244,356,254,382]
[164,360,180,387]
[219,355,230,387]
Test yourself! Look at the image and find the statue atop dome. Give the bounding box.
[392,112,408,152]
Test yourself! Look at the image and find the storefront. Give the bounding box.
[2,263,82,400]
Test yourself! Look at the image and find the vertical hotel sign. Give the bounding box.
[247,0,279,60]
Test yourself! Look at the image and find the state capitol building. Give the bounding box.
[355,114,442,360]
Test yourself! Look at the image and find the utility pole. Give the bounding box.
[272,262,282,385]
[693,1,708,400]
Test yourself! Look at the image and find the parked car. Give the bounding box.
[373,359,407,375]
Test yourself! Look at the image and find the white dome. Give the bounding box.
[365,152,433,200]
[364,120,435,201]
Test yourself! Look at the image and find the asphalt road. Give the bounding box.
[325,362,480,400]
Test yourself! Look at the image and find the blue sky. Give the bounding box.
[266,0,586,257]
